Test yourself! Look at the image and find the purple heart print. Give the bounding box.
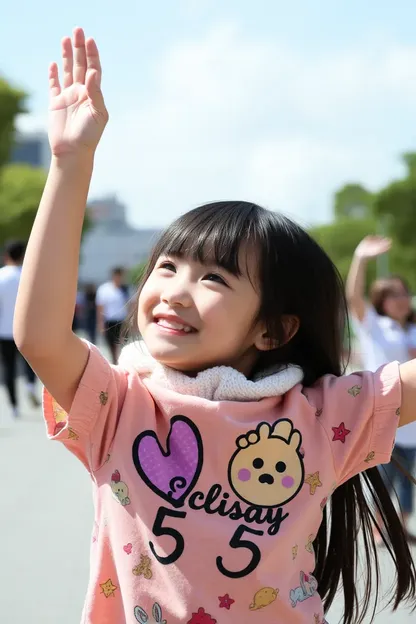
[133,416,203,507]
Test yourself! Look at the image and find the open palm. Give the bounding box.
[48,28,108,156]
[354,235,392,260]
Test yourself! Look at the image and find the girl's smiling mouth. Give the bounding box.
[153,315,197,335]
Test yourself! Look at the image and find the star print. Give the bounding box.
[348,385,362,397]
[364,451,375,463]
[292,545,298,559]
[332,422,351,443]
[67,427,79,441]
[100,578,117,597]
[218,594,235,610]
[305,471,322,495]
[305,534,314,553]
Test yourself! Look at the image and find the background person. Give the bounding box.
[96,267,130,363]
[0,240,40,417]
[83,283,97,344]
[346,235,416,543]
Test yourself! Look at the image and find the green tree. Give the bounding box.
[0,163,92,249]
[327,151,416,292]
[309,217,376,283]
[0,164,46,246]
[372,152,416,291]
[333,183,374,220]
[0,78,26,169]
[0,76,93,251]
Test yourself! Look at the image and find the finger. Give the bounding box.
[86,38,102,88]
[48,62,61,98]
[61,37,73,88]
[73,27,87,84]
[85,70,106,112]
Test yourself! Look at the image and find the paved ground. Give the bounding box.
[0,343,415,623]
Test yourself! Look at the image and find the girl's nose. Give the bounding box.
[161,281,192,308]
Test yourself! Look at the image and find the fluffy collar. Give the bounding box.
[118,341,303,402]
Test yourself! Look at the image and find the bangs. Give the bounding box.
[152,201,264,277]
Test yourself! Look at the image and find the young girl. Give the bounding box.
[14,29,416,624]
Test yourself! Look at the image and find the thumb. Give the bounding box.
[86,70,106,113]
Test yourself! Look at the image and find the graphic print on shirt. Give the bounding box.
[133,553,153,579]
[305,534,314,553]
[249,587,279,610]
[218,593,235,610]
[132,416,304,580]
[110,469,131,506]
[289,571,318,607]
[187,607,217,624]
[133,415,204,508]
[332,422,351,444]
[305,471,322,495]
[100,578,118,598]
[228,419,305,507]
[134,602,167,623]
[52,397,67,435]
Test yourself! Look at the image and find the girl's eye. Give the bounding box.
[203,273,227,286]
[158,261,176,272]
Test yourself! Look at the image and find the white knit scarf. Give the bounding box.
[118,341,304,402]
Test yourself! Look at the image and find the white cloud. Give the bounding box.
[17,23,416,229]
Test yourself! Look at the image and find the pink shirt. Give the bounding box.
[43,344,401,624]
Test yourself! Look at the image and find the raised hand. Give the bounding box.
[354,235,392,260]
[48,27,108,157]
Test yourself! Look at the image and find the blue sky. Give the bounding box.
[2,0,416,228]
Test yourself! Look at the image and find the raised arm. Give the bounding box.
[346,236,391,322]
[14,28,108,412]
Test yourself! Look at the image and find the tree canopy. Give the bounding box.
[0,74,91,252]
[311,152,416,292]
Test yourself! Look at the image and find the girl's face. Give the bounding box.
[383,279,412,323]
[137,253,270,376]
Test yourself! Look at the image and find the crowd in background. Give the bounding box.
[73,266,132,363]
[0,242,132,416]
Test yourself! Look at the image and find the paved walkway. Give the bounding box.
[0,344,415,623]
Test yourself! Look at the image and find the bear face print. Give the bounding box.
[228,419,304,507]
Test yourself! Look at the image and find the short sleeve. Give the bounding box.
[350,304,379,334]
[304,362,401,485]
[43,342,129,473]
[406,324,416,349]
[95,284,105,306]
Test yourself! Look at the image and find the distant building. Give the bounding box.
[11,132,50,170]
[80,195,160,285]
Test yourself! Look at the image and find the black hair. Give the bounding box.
[370,275,414,324]
[126,201,416,623]
[112,267,125,276]
[4,240,26,263]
